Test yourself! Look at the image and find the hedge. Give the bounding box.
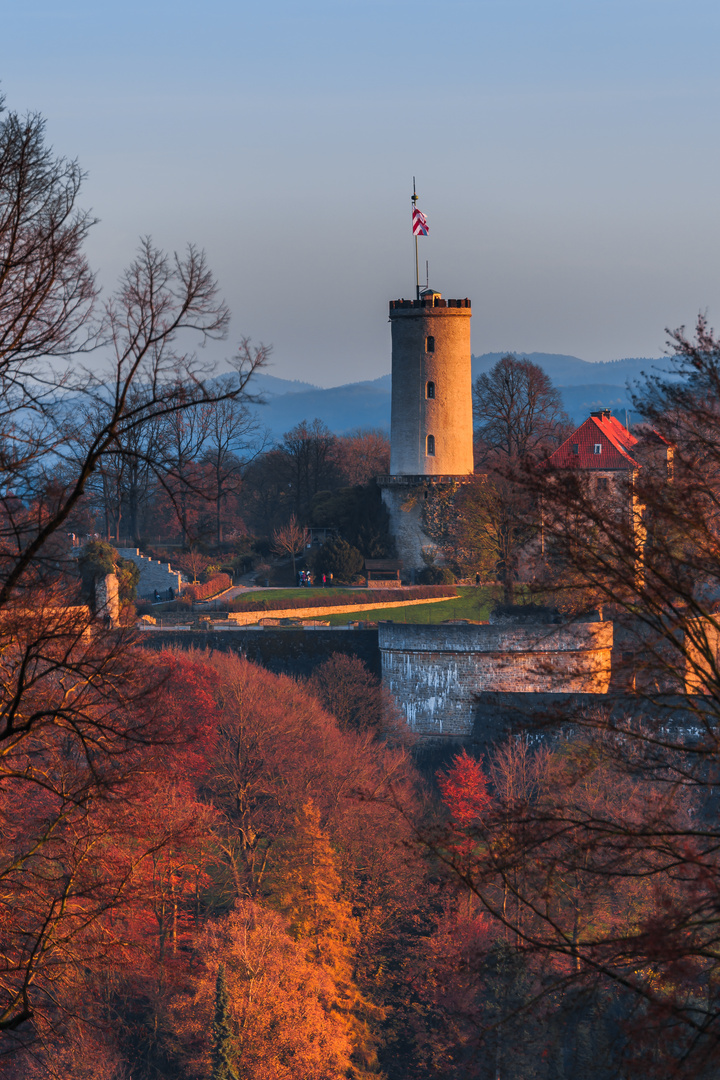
[226,585,456,613]
[182,573,232,601]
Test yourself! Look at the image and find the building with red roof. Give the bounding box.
[542,408,672,559]
[548,410,641,472]
[547,409,672,479]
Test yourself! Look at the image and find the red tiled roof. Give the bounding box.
[548,412,640,470]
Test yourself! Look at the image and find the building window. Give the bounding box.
[426,434,435,456]
[594,444,602,454]
[571,444,579,455]
[426,335,435,353]
[426,380,435,399]
[597,477,609,491]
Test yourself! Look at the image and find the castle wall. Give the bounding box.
[139,626,381,679]
[379,621,613,737]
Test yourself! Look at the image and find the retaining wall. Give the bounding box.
[118,548,183,598]
[139,626,381,679]
[379,621,613,738]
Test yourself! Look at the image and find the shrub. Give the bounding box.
[182,573,232,601]
[117,557,140,601]
[417,565,456,585]
[312,538,364,584]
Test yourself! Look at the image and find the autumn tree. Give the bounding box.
[308,654,387,736]
[265,801,383,1080]
[422,726,720,1077]
[172,900,354,1080]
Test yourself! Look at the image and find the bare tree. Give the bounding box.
[272,514,308,578]
[276,419,338,521]
[473,354,571,463]
[335,428,390,487]
[0,97,267,1050]
[462,356,570,600]
[426,318,720,1072]
[176,547,211,584]
[202,361,269,544]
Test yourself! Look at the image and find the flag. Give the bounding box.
[412,206,429,236]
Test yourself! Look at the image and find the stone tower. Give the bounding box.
[378,289,474,574]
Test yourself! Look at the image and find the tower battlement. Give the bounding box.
[389,297,471,311]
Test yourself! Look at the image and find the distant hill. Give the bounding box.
[250,353,676,439]
[471,352,671,388]
[252,375,391,438]
[251,373,320,396]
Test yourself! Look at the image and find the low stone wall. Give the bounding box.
[379,621,613,738]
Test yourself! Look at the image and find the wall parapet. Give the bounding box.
[379,621,612,655]
[389,298,471,311]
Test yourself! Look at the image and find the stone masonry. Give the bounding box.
[118,548,183,598]
[379,293,474,574]
[379,621,613,737]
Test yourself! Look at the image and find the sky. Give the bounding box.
[3,0,720,385]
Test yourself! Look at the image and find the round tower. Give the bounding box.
[379,290,475,575]
[388,290,473,475]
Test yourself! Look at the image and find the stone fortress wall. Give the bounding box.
[379,619,614,738]
[139,614,707,746]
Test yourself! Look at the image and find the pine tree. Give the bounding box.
[211,963,237,1080]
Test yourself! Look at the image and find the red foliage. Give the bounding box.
[182,573,232,601]
[437,750,492,827]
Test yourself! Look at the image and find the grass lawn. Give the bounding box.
[323,585,501,625]
[232,587,358,604]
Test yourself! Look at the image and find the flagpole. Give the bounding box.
[412,177,420,300]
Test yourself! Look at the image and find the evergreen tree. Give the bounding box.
[211,963,237,1080]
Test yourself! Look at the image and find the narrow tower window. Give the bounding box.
[426,434,435,456]
[426,335,435,353]
[426,380,435,399]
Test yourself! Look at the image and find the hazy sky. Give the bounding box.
[3,0,720,384]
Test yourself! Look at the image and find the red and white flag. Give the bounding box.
[412,206,429,236]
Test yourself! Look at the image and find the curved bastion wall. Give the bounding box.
[379,621,614,738]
